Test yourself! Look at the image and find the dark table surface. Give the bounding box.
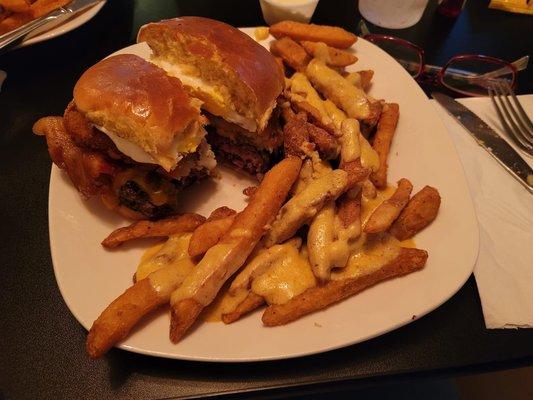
[1,0,532,399]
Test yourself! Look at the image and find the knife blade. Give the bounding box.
[432,92,533,194]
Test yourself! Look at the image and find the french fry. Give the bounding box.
[300,41,358,67]
[282,109,314,157]
[168,157,302,343]
[188,207,237,257]
[101,213,205,249]
[323,99,347,130]
[270,21,357,49]
[343,70,374,91]
[360,99,384,137]
[389,186,441,240]
[291,100,338,137]
[30,0,69,18]
[364,178,413,234]
[262,247,428,326]
[0,10,31,34]
[0,0,30,12]
[370,103,400,189]
[337,189,362,230]
[307,122,339,160]
[87,252,197,358]
[270,37,311,72]
[306,59,370,120]
[264,169,348,247]
[362,179,377,199]
[243,186,257,197]
[222,292,265,324]
[340,160,370,190]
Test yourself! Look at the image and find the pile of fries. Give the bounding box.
[86,21,441,358]
[0,0,69,35]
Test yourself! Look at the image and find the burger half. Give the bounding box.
[138,16,285,175]
[34,53,216,220]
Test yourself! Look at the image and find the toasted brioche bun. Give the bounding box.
[74,54,204,171]
[137,17,284,133]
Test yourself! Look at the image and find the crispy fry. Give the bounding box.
[370,103,400,188]
[270,37,311,72]
[340,160,370,189]
[291,100,338,137]
[221,292,265,324]
[282,110,314,157]
[337,189,362,229]
[307,122,339,160]
[101,213,205,249]
[270,21,357,49]
[364,178,413,234]
[300,41,358,67]
[343,70,374,91]
[188,207,237,257]
[264,169,348,247]
[306,59,370,120]
[168,157,302,342]
[86,279,165,358]
[360,99,384,137]
[0,0,30,12]
[274,56,286,77]
[362,179,377,199]
[262,247,428,326]
[390,186,441,240]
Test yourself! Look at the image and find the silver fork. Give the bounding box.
[488,81,533,156]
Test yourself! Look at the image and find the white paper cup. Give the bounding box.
[359,0,429,29]
[259,0,320,25]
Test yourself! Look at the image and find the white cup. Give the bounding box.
[359,0,429,29]
[259,0,320,25]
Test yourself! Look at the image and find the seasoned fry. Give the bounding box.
[337,189,362,229]
[262,247,428,326]
[270,21,357,49]
[0,0,30,12]
[343,70,374,91]
[364,178,413,234]
[291,100,338,137]
[168,157,302,343]
[307,122,339,160]
[362,179,377,199]
[264,169,348,247]
[370,103,400,188]
[188,207,237,257]
[323,99,347,130]
[282,109,314,157]
[360,99,384,137]
[101,213,205,249]
[87,279,165,358]
[390,186,441,240]
[340,160,370,190]
[300,41,358,67]
[306,59,370,120]
[270,37,310,72]
[222,292,265,324]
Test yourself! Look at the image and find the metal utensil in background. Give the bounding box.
[432,92,533,194]
[0,0,102,52]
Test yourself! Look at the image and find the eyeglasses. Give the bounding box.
[361,33,528,97]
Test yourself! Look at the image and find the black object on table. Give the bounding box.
[1,1,532,399]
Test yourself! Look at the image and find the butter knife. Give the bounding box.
[432,92,533,194]
[0,0,102,51]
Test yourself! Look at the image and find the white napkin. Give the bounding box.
[432,95,533,329]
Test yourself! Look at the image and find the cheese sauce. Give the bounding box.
[202,287,249,322]
[252,244,316,305]
[362,186,396,223]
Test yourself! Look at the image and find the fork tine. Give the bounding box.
[489,86,533,155]
[493,83,533,149]
[501,82,533,134]
[496,82,533,146]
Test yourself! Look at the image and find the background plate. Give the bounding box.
[49,27,479,362]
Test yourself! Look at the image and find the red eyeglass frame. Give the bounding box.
[362,33,518,96]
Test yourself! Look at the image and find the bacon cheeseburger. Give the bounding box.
[138,16,285,175]
[34,54,215,219]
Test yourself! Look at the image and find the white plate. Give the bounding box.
[49,28,479,362]
[18,1,106,47]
